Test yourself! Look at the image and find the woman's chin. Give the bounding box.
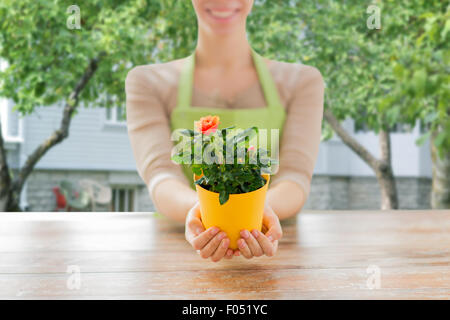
[202,9,245,35]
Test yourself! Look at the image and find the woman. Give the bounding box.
[125,0,324,262]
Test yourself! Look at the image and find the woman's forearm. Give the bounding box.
[152,179,198,223]
[267,180,305,220]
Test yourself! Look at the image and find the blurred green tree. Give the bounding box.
[0,0,196,211]
[385,4,449,208]
[253,0,448,209]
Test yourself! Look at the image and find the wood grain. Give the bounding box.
[0,210,449,299]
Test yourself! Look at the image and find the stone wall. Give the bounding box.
[303,175,432,210]
[135,185,156,212]
[23,170,432,212]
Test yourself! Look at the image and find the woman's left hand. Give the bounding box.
[235,204,282,258]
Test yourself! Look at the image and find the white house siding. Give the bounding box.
[14,103,158,212]
[21,103,136,171]
[313,118,432,178]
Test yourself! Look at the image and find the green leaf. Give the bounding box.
[171,154,184,164]
[234,127,258,144]
[219,190,229,205]
[433,130,446,148]
[34,81,46,97]
[179,128,195,137]
[191,166,202,176]
[194,176,206,185]
[415,131,431,146]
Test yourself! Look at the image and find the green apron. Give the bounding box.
[170,47,286,190]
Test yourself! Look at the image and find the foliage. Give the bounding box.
[283,0,449,157]
[385,3,449,157]
[171,117,275,205]
[0,0,194,116]
[1,1,446,148]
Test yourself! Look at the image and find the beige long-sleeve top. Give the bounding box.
[125,56,324,203]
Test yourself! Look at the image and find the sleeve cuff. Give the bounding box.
[270,173,311,200]
[148,172,189,202]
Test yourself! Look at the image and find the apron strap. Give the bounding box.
[176,48,283,111]
[176,52,195,110]
[250,48,284,110]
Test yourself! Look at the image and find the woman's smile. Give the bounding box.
[192,0,252,34]
[206,7,240,22]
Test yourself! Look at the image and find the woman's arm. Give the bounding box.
[125,65,194,222]
[267,180,305,220]
[153,178,197,223]
[268,64,325,220]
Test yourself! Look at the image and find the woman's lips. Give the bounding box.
[206,8,240,22]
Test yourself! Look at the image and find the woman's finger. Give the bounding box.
[262,207,283,242]
[237,238,252,259]
[185,202,205,241]
[186,218,205,237]
[210,238,230,262]
[190,226,220,250]
[251,229,275,256]
[265,225,283,243]
[273,240,279,252]
[240,229,263,257]
[199,231,226,259]
[224,249,234,259]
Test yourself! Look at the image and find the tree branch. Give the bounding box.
[323,108,381,171]
[378,129,391,171]
[11,53,105,193]
[0,116,12,201]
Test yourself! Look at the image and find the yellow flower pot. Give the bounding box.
[194,173,270,249]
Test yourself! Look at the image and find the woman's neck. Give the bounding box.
[194,27,253,71]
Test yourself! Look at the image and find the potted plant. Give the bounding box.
[171,115,276,249]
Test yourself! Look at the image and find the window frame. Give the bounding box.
[111,186,137,212]
[0,98,24,143]
[103,92,127,127]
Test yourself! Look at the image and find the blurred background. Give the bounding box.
[0,0,448,212]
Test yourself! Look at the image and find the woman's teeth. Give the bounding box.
[209,10,235,18]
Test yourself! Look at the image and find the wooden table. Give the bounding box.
[0,210,449,299]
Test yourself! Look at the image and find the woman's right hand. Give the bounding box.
[185,202,234,262]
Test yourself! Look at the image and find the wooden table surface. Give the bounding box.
[0,210,449,299]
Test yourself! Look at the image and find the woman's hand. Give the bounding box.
[185,202,235,262]
[236,204,282,259]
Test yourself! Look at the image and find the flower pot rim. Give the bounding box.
[194,173,270,197]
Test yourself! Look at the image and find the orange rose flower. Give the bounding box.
[194,115,220,135]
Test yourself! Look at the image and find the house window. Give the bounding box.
[105,106,126,124]
[111,187,135,212]
[391,123,413,133]
[354,122,413,134]
[0,99,23,142]
[104,93,126,124]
